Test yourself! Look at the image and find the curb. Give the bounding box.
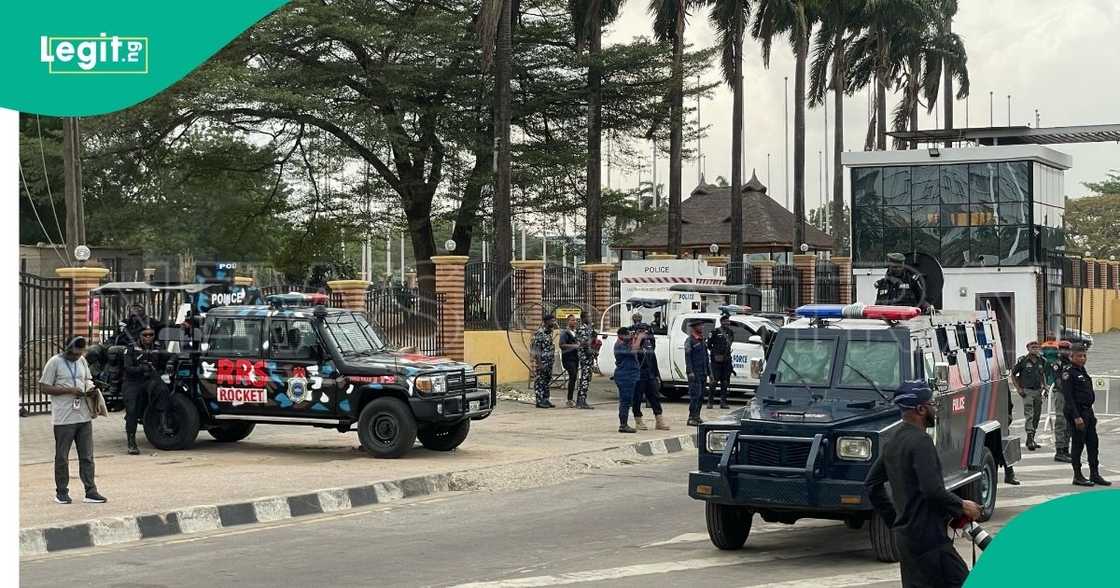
[20,432,698,557]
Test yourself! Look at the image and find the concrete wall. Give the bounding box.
[1075,288,1120,334]
[463,330,532,385]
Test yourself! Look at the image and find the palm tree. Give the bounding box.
[649,0,692,256]
[570,1,626,264]
[935,0,964,146]
[810,0,864,255]
[708,0,751,282]
[753,0,817,255]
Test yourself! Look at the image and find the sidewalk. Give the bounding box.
[20,378,726,533]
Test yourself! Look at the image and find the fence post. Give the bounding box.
[55,266,110,344]
[793,255,817,306]
[581,263,616,327]
[754,260,775,289]
[832,256,853,304]
[326,280,370,313]
[432,256,469,361]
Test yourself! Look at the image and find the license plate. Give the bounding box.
[469,400,480,412]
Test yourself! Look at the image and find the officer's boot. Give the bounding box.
[127,433,140,455]
[1055,446,1072,463]
[634,417,648,431]
[1090,468,1112,486]
[1073,466,1093,487]
[655,415,671,431]
[1003,466,1020,486]
[1026,433,1037,451]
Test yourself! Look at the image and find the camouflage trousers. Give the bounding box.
[1052,387,1070,451]
[575,355,593,404]
[534,365,553,405]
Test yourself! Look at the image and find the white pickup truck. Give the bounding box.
[597,310,777,400]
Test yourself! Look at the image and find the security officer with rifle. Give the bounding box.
[706,313,735,410]
[1050,341,1073,463]
[121,325,163,454]
[1062,344,1111,487]
[875,253,925,307]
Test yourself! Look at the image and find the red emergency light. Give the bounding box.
[795,303,920,321]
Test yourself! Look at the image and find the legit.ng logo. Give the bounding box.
[39,33,148,74]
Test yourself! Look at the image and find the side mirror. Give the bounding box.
[750,358,763,379]
[748,335,763,345]
[933,361,950,392]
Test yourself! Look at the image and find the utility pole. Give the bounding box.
[784,76,790,211]
[62,117,85,260]
[697,73,702,187]
[989,91,993,127]
[1007,95,1011,127]
[1035,109,1040,128]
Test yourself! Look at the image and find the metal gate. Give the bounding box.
[815,261,840,304]
[772,264,799,310]
[365,288,445,356]
[20,273,73,416]
[542,264,589,313]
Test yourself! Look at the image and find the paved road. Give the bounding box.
[22,417,1120,588]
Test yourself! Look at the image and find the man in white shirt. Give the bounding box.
[39,336,107,504]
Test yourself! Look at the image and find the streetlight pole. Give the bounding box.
[784,76,790,211]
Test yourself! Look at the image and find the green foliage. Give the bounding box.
[1066,172,1120,259]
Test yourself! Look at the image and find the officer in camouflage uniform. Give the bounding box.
[573,313,596,409]
[1012,341,1047,451]
[1050,341,1074,462]
[530,313,557,408]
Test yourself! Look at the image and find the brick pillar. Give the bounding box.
[234,276,254,287]
[432,256,469,361]
[793,254,817,306]
[1098,260,1109,289]
[1111,261,1120,290]
[582,263,615,327]
[832,256,853,304]
[326,280,370,313]
[56,267,110,344]
[511,260,546,327]
[754,260,775,289]
[1071,260,1082,287]
[1086,259,1097,290]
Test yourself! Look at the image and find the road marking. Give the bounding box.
[641,520,838,548]
[740,568,901,588]
[1012,464,1078,473]
[449,544,869,588]
[998,493,1074,509]
[1012,476,1081,488]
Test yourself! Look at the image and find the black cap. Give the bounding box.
[1071,343,1089,353]
[887,252,905,263]
[543,313,556,322]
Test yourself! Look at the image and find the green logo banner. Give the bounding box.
[2,1,288,116]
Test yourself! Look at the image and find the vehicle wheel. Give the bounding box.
[960,447,997,522]
[845,517,865,530]
[207,421,256,443]
[142,394,200,451]
[418,420,471,452]
[869,510,900,563]
[357,397,418,459]
[705,502,752,550]
[661,387,685,402]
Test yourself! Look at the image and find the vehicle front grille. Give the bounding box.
[743,440,811,469]
[445,373,478,390]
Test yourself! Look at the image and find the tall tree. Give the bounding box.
[709,0,751,281]
[810,0,863,255]
[938,0,959,145]
[570,0,626,264]
[649,0,692,255]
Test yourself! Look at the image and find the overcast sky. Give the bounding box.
[602,0,1120,209]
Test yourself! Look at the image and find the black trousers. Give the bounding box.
[1069,410,1099,474]
[897,537,969,588]
[632,377,663,417]
[563,359,579,401]
[708,362,732,404]
[54,421,96,495]
[123,380,148,436]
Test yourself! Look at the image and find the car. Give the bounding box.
[100,293,496,458]
[688,303,1021,561]
[1061,327,1093,349]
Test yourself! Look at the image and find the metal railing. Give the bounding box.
[20,273,73,416]
[815,261,840,304]
[772,264,799,311]
[542,264,590,314]
[365,288,445,356]
[725,262,755,287]
[465,262,520,330]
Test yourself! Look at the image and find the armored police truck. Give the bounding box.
[688,303,1020,561]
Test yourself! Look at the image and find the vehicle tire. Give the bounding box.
[869,510,900,563]
[705,502,752,550]
[960,446,997,522]
[661,387,685,402]
[357,397,418,459]
[142,394,200,451]
[207,421,255,443]
[418,419,471,452]
[845,517,865,530]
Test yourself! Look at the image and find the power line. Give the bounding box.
[19,161,70,267]
[34,115,71,264]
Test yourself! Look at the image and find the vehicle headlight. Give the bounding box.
[414,375,447,395]
[837,437,872,461]
[706,430,734,453]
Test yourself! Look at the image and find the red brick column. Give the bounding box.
[326,279,371,313]
[56,267,110,344]
[793,254,817,306]
[832,256,853,304]
[582,263,615,327]
[431,256,469,361]
[1111,261,1120,290]
[1098,260,1109,289]
[1071,261,1082,287]
[511,260,545,327]
[1086,259,1097,290]
[754,260,775,289]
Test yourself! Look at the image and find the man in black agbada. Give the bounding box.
[1063,344,1111,487]
[866,381,982,588]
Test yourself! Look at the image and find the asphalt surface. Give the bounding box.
[22,414,1120,588]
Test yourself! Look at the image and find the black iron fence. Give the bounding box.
[365,288,445,356]
[20,273,73,416]
[542,264,590,313]
[772,264,799,311]
[815,261,840,304]
[465,261,521,330]
[725,262,755,287]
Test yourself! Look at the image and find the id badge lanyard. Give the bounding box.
[66,360,82,410]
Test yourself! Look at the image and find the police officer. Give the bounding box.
[122,325,162,455]
[613,327,641,433]
[684,320,709,427]
[706,314,735,410]
[630,314,669,431]
[1062,344,1111,487]
[1050,341,1073,463]
[530,313,557,409]
[875,252,925,307]
[1012,341,1047,451]
[573,313,596,409]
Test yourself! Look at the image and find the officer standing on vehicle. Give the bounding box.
[573,312,596,409]
[630,313,669,431]
[684,321,709,427]
[706,313,735,410]
[1050,341,1073,463]
[530,313,557,409]
[1062,344,1111,487]
[1012,341,1047,451]
[865,380,982,588]
[875,253,925,307]
[122,326,162,454]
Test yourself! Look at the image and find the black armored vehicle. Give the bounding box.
[688,303,1020,561]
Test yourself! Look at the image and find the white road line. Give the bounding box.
[449,544,868,588]
[1016,452,1057,461]
[641,521,838,548]
[740,568,901,588]
[1012,476,1081,488]
[1012,464,1078,473]
[998,493,1074,509]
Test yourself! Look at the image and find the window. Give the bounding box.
[854,224,884,264]
[970,202,998,225]
[852,168,883,206]
[883,228,912,256]
[939,165,968,205]
[969,227,999,266]
[324,313,386,357]
[840,341,901,389]
[912,205,940,227]
[913,228,941,259]
[969,163,996,203]
[883,167,912,206]
[268,320,317,360]
[941,203,971,227]
[1000,226,1032,266]
[883,206,911,228]
[940,227,969,267]
[998,161,1029,202]
[679,318,714,335]
[205,317,263,357]
[774,339,836,386]
[912,166,940,205]
[1000,201,1028,225]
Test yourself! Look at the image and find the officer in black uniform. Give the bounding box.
[121,325,163,454]
[875,252,925,307]
[706,314,735,409]
[1062,344,1111,487]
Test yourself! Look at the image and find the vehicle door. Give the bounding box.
[727,319,766,387]
[265,317,339,418]
[199,315,271,416]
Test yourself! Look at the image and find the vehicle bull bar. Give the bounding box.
[717,433,828,482]
[411,362,497,420]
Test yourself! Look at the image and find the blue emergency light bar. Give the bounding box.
[795,303,920,321]
[267,293,328,308]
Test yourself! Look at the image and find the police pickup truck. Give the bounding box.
[106,294,496,458]
[596,303,777,400]
[689,303,1020,561]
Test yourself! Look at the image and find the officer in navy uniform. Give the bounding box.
[1050,341,1074,463]
[875,253,925,307]
[1062,344,1111,487]
[705,314,735,409]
